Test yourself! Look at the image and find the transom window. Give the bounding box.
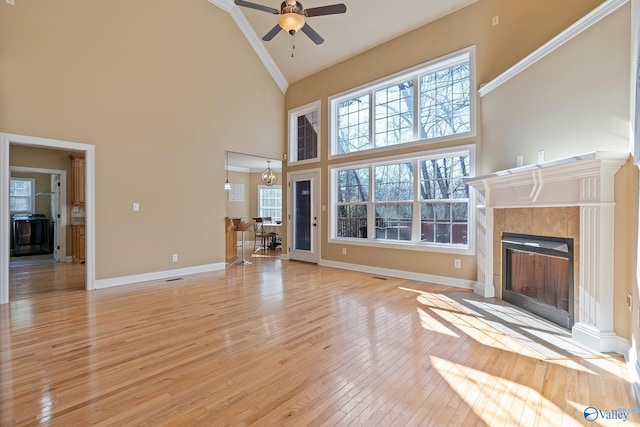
[330,48,473,156]
[331,146,474,253]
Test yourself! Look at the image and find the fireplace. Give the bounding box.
[464,151,629,352]
[502,233,574,329]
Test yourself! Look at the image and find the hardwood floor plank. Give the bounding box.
[1,258,637,425]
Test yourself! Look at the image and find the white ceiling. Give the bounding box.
[228,151,282,172]
[211,0,478,88]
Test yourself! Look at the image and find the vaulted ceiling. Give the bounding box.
[209,0,478,92]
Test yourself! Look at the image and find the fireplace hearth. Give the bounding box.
[502,233,574,329]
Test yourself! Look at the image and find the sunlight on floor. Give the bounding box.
[430,354,580,426]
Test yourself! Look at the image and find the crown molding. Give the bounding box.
[208,0,289,94]
[478,0,629,97]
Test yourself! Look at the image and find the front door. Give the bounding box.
[288,170,319,263]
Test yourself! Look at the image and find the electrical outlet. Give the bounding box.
[172,254,178,263]
[537,150,545,163]
[133,202,140,212]
[516,155,523,167]
[454,259,461,269]
[342,248,347,255]
[492,15,499,26]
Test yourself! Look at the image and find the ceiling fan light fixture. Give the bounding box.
[278,12,304,34]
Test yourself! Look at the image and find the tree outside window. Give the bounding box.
[332,148,472,250]
[332,49,472,156]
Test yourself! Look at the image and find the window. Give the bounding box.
[288,101,320,164]
[9,178,35,214]
[258,185,282,222]
[331,48,474,156]
[330,146,474,253]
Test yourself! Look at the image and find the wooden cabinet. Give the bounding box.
[70,154,85,205]
[72,225,86,263]
[225,218,238,263]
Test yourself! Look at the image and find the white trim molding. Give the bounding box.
[207,0,288,93]
[94,263,226,290]
[479,0,629,97]
[465,151,630,354]
[319,259,476,291]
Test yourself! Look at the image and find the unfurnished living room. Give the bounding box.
[1,0,640,425]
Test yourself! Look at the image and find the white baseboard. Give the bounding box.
[93,262,226,289]
[318,259,475,290]
[571,322,630,356]
[473,281,496,298]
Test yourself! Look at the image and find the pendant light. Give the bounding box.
[261,161,277,186]
[224,151,231,190]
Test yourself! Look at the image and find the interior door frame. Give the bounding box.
[0,133,95,304]
[287,168,320,263]
[9,166,68,263]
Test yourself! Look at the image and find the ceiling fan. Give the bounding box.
[234,0,347,45]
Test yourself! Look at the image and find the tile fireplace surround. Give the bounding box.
[465,151,629,353]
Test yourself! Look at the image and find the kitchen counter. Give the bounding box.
[70,217,85,226]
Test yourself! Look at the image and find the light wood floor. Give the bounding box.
[1,251,637,425]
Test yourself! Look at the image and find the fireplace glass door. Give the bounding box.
[502,233,574,329]
[507,250,570,312]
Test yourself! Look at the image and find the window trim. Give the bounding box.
[329,144,476,255]
[328,46,476,159]
[9,177,35,214]
[288,100,321,165]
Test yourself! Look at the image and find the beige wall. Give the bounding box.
[480,5,631,174]
[0,0,285,278]
[284,0,604,282]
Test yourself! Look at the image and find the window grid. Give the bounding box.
[336,94,370,154]
[288,101,320,164]
[419,63,471,139]
[9,178,34,213]
[258,186,282,222]
[374,80,414,147]
[331,49,472,156]
[296,111,318,161]
[333,149,472,249]
[336,168,369,238]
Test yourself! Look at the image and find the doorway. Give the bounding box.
[0,133,95,305]
[9,166,67,263]
[288,169,319,263]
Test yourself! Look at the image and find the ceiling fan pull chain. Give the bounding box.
[291,34,295,58]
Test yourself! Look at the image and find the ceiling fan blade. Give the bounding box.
[304,4,346,17]
[262,24,282,41]
[234,0,279,14]
[300,23,324,45]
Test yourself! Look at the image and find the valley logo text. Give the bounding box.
[584,406,640,422]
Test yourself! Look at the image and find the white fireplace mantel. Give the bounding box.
[465,151,629,353]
